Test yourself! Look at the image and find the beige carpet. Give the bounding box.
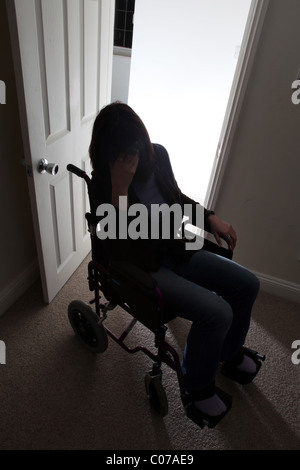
[0,253,300,450]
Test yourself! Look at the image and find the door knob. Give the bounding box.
[38,158,59,176]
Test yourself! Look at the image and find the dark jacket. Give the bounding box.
[91,144,213,271]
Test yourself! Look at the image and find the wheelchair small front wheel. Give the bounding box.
[145,373,168,417]
[68,300,108,354]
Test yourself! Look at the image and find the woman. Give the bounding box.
[89,102,261,427]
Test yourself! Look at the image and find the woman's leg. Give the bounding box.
[174,250,260,363]
[152,250,260,422]
[151,264,233,394]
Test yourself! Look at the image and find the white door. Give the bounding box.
[7,0,115,303]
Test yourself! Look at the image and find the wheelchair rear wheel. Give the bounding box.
[68,300,108,353]
[145,372,168,417]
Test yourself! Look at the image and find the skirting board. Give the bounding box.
[0,259,40,317]
[254,271,300,304]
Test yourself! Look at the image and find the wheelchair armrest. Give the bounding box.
[109,260,157,292]
[203,238,233,260]
[184,223,233,260]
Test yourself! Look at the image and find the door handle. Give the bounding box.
[38,158,59,176]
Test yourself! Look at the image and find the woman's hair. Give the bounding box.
[89,102,154,179]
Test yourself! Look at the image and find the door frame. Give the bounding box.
[205,0,270,208]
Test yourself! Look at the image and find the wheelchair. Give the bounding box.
[66,164,265,428]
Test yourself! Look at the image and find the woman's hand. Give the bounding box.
[110,153,139,207]
[207,214,237,251]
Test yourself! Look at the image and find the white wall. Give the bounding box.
[111,49,131,103]
[128,0,251,203]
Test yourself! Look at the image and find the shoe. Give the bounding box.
[221,346,265,385]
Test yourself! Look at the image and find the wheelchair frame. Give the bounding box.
[67,164,189,418]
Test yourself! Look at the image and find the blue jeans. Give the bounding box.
[151,249,260,395]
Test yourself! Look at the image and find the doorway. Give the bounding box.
[112,0,268,207]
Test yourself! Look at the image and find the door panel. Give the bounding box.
[81,0,100,120]
[38,0,70,141]
[50,171,76,271]
[7,0,114,302]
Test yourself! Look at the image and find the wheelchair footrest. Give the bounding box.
[242,346,266,363]
[221,346,265,385]
[185,387,232,429]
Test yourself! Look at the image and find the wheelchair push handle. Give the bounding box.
[67,164,87,179]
